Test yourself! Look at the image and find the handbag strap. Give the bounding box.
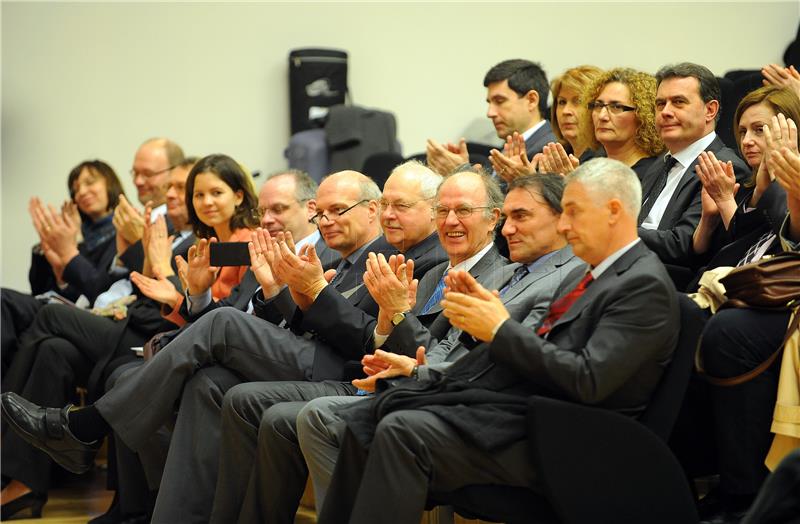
[696,306,800,387]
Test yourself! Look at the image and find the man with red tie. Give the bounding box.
[303,157,682,524]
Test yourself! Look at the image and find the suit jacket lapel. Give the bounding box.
[548,243,646,331]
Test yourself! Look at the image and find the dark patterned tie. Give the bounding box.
[638,155,679,225]
[329,259,352,290]
[420,269,449,314]
[499,265,529,297]
[537,272,593,335]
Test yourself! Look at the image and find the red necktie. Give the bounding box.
[537,273,593,335]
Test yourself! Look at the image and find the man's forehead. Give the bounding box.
[134,144,168,167]
[657,76,701,98]
[503,188,546,211]
[261,176,296,203]
[317,179,360,206]
[170,167,189,184]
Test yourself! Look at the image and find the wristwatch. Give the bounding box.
[391,310,411,326]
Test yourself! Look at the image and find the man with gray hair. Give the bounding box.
[304,157,681,524]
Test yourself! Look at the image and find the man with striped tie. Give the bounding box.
[304,157,681,524]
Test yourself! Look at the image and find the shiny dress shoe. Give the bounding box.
[0,491,47,520]
[1,392,100,474]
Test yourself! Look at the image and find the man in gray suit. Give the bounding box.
[427,59,555,177]
[212,173,581,523]
[301,158,680,524]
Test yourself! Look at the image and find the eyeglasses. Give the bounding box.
[309,199,369,225]
[434,205,491,220]
[257,199,308,218]
[587,101,636,115]
[130,166,174,179]
[379,198,432,214]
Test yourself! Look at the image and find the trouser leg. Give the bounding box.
[152,366,242,524]
[96,307,315,450]
[701,308,789,498]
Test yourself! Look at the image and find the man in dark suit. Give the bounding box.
[298,158,680,524]
[427,59,555,177]
[638,63,750,284]
[206,168,521,523]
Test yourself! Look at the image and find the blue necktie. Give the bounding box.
[420,269,449,314]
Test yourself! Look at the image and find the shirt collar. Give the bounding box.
[590,239,640,279]
[521,119,547,142]
[670,131,717,168]
[448,241,494,272]
[294,230,321,254]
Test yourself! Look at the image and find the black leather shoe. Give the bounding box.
[1,392,100,474]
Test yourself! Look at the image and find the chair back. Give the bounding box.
[361,151,404,190]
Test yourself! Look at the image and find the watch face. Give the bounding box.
[391,312,405,325]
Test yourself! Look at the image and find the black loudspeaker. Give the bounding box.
[288,48,348,135]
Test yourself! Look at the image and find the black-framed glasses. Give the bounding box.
[129,166,175,179]
[309,199,369,225]
[587,101,636,115]
[434,205,491,220]
[378,197,433,214]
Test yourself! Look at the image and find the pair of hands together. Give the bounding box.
[354,269,510,392]
[29,197,82,283]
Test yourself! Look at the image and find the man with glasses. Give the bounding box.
[258,169,339,267]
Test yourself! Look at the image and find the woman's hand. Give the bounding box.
[695,151,739,228]
[184,238,219,296]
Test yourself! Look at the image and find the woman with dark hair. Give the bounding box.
[582,68,666,177]
[29,159,124,301]
[2,160,125,376]
[0,154,260,520]
[131,153,260,326]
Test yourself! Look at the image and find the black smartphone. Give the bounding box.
[209,242,250,266]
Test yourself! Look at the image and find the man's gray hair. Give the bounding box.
[390,160,443,199]
[263,169,318,201]
[565,158,642,217]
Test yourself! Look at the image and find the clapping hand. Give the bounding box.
[426,138,469,175]
[489,132,536,182]
[441,270,509,342]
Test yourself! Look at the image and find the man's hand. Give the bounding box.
[113,195,146,249]
[248,228,282,297]
[352,347,427,392]
[441,270,509,342]
[489,132,536,182]
[268,232,328,304]
[364,253,417,316]
[185,238,219,296]
[130,268,181,308]
[144,213,175,278]
[426,138,469,175]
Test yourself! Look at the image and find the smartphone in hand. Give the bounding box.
[209,242,250,266]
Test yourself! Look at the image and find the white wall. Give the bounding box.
[2,1,798,290]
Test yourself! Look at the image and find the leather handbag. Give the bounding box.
[718,252,800,310]
[697,252,800,386]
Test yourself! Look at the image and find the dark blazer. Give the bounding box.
[29,233,120,305]
[525,120,557,159]
[638,136,750,266]
[300,233,451,360]
[337,241,679,451]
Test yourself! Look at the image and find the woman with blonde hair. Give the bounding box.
[582,68,665,177]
